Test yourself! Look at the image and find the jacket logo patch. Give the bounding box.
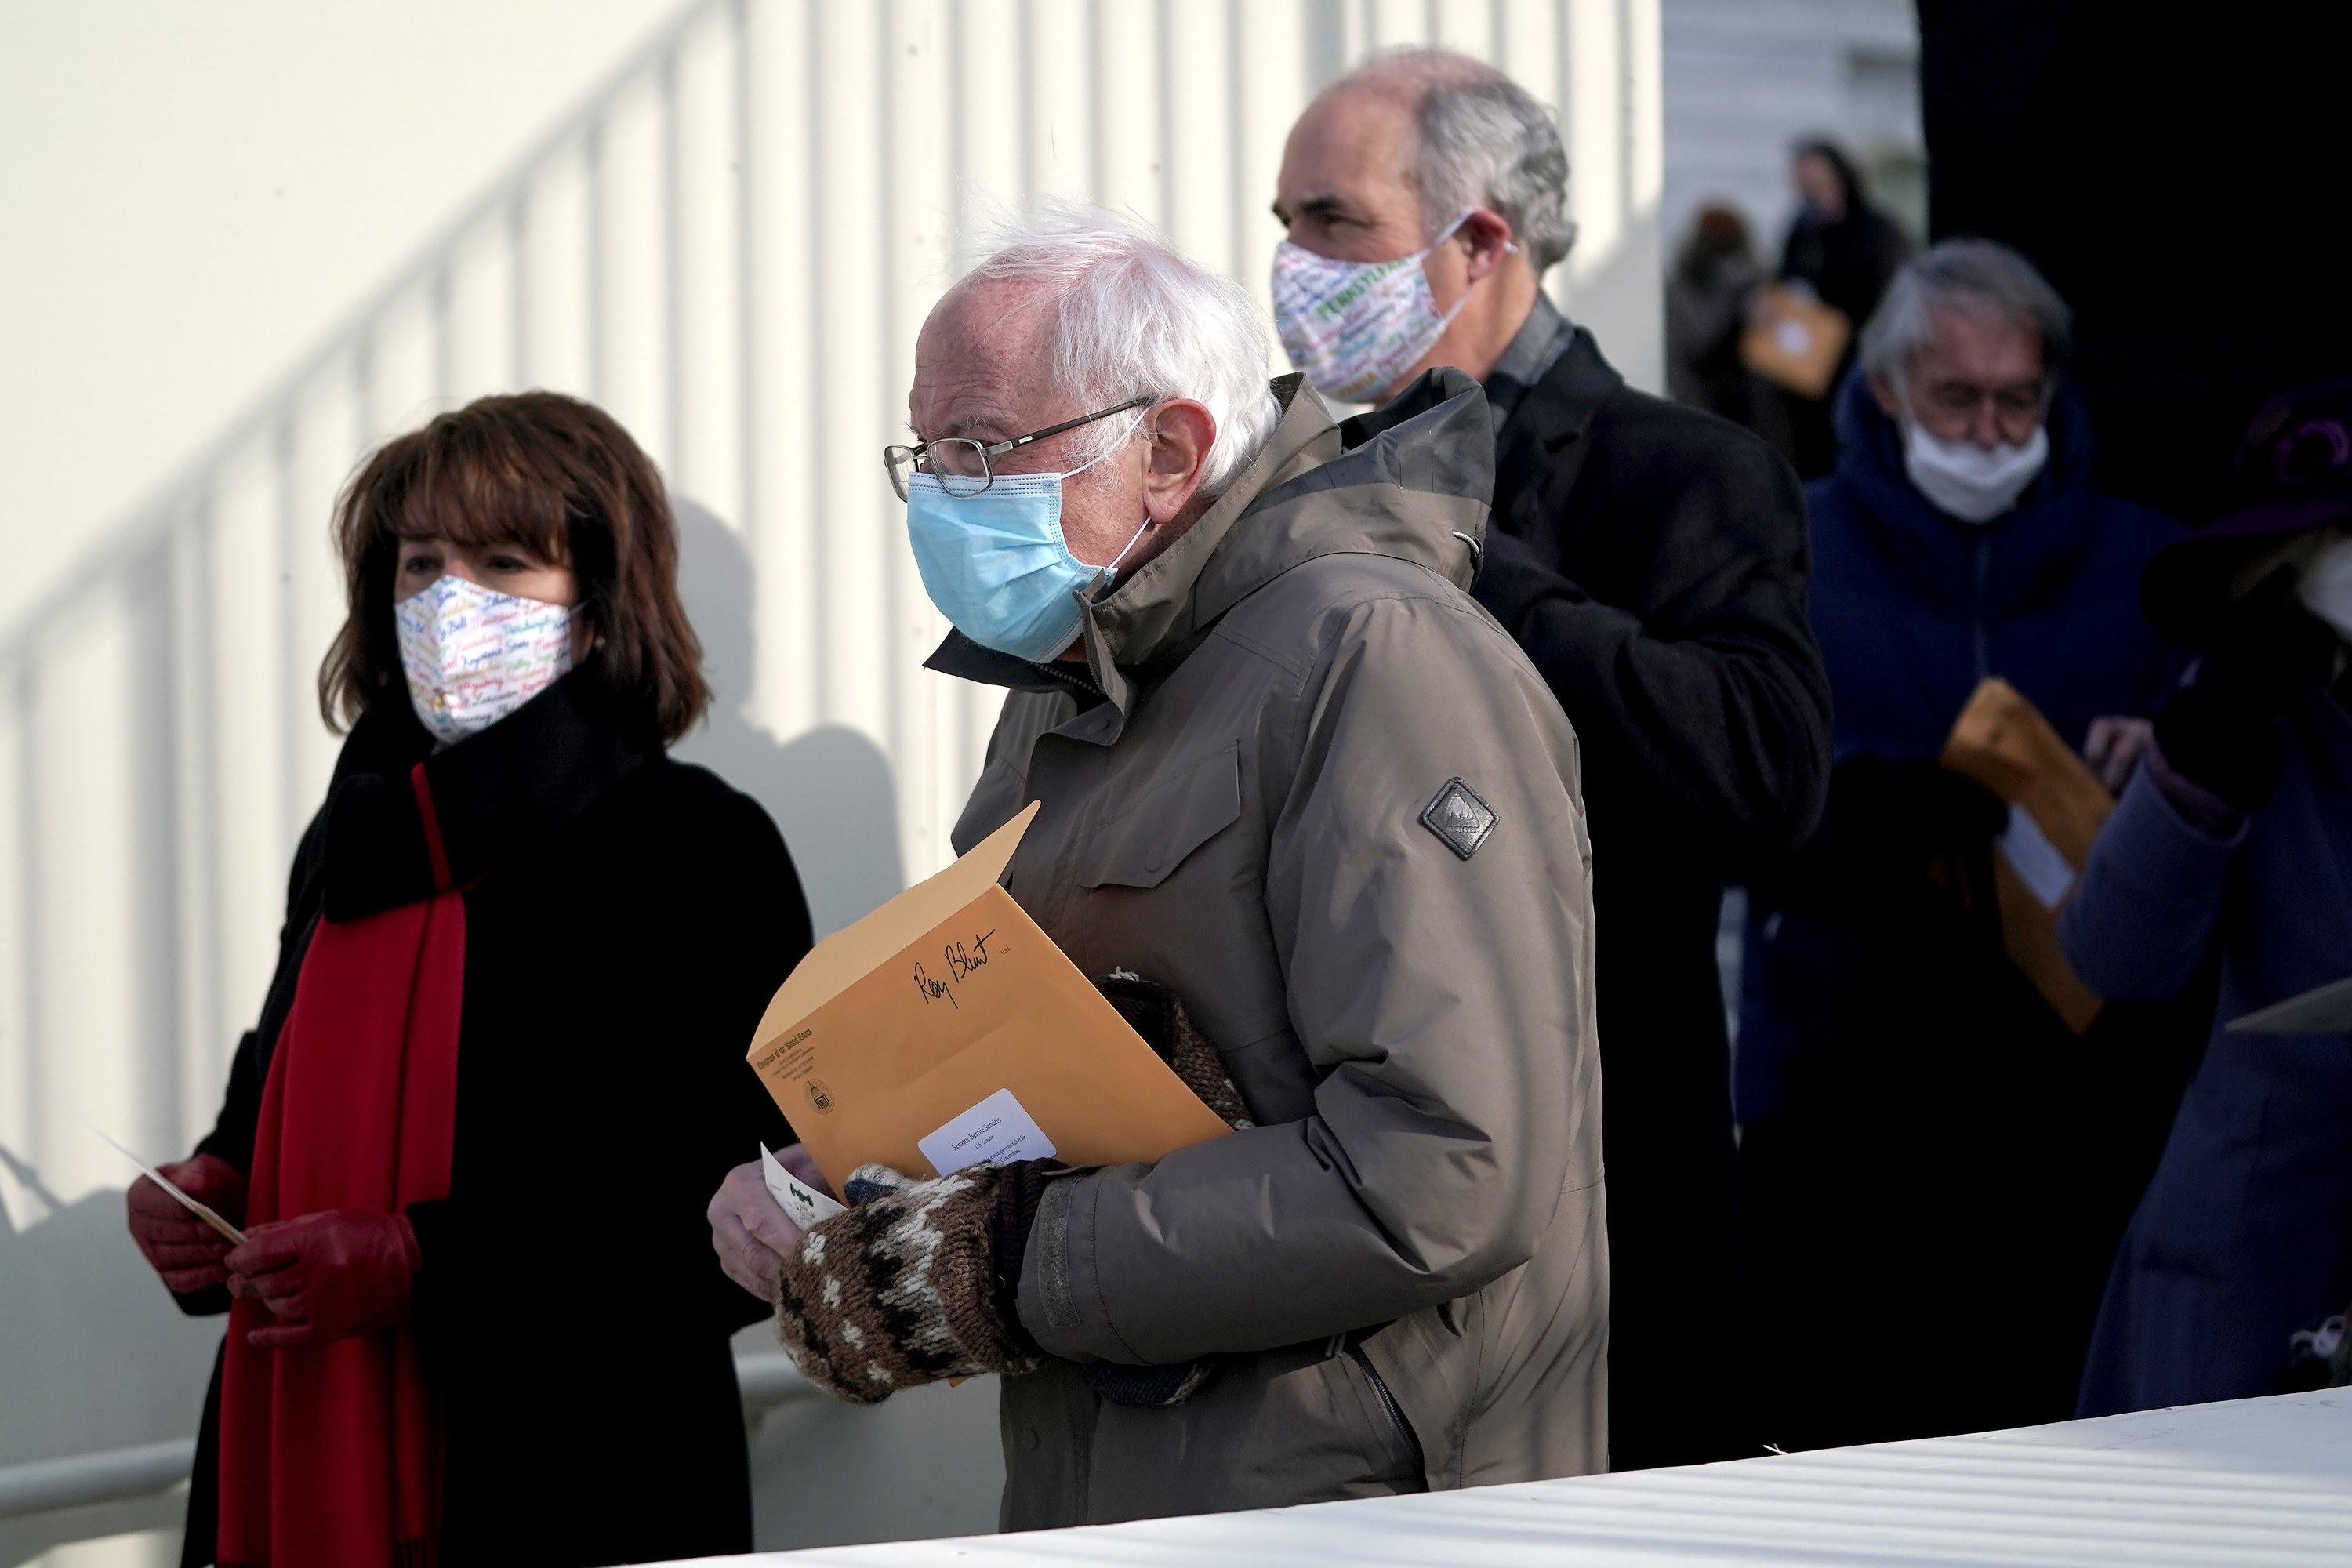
[1419,778,1497,860]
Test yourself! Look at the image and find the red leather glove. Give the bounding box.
[226,1210,423,1350]
[125,1153,247,1294]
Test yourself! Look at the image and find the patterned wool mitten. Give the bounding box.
[775,1158,1056,1404]
[1096,971,1254,1131]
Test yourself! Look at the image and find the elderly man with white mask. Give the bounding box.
[706,206,1607,1525]
[1738,238,2190,1453]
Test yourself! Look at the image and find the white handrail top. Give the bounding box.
[0,1438,196,1519]
[682,1388,2352,1567]
[0,1348,812,1522]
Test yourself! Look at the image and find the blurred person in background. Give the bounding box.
[1666,204,1763,426]
[1272,48,1831,1470]
[2067,381,2352,1417]
[1739,239,2189,1451]
[1757,140,1912,479]
[123,393,812,1566]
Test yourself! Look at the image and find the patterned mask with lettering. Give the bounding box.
[1271,212,1475,404]
[394,574,574,745]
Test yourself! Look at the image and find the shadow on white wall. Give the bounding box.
[670,497,906,937]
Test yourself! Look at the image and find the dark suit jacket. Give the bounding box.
[1472,325,1831,1470]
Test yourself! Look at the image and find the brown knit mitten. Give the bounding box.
[777,978,1245,1408]
[775,1160,1054,1404]
[1096,972,1254,1131]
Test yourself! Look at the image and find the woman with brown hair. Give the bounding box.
[122,391,812,1566]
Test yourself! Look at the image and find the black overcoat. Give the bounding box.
[1472,327,1833,1471]
[173,672,811,1566]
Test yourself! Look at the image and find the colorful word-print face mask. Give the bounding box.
[1271,212,1475,404]
[394,574,573,745]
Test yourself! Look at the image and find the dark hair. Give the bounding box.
[1677,203,1755,286]
[317,391,710,745]
[1792,139,1865,212]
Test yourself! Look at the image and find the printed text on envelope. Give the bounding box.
[919,1087,1058,1176]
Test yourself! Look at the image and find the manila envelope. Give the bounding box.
[744,801,1234,1194]
[1741,282,1854,400]
[1940,677,2114,1035]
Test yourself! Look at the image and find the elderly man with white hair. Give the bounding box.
[706,205,1606,1524]
[1272,49,1832,1471]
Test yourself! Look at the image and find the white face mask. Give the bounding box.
[394,574,574,745]
[1901,420,2050,524]
[2299,533,2352,641]
[1271,212,1486,404]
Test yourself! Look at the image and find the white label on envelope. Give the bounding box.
[1997,801,2075,910]
[761,1143,847,1232]
[919,1088,1058,1176]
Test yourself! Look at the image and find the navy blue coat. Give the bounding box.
[1737,373,2190,1448]
[1743,375,2187,1119]
[2066,691,2352,1414]
[1806,373,2188,771]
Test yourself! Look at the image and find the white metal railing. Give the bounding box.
[0,1353,816,1524]
[0,1439,196,1523]
[0,2,1659,1526]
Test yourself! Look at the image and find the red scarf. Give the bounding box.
[220,764,464,1568]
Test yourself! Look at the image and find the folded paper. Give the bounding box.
[1940,677,2113,1033]
[760,1142,846,1232]
[745,802,1233,1193]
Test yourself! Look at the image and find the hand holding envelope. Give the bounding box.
[742,803,1232,1196]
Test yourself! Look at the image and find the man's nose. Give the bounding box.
[1968,399,2005,449]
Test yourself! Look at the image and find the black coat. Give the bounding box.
[1768,204,1912,479]
[177,673,810,1567]
[1472,326,1832,1471]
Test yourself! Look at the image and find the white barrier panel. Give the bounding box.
[692,1389,2352,1567]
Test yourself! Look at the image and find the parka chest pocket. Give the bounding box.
[1076,746,1241,891]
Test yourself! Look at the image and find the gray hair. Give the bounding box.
[1327,49,1576,273]
[962,202,1281,498]
[1858,238,2074,387]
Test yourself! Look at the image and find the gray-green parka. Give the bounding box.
[936,370,1606,1527]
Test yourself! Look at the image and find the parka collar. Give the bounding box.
[320,669,648,920]
[925,368,1495,742]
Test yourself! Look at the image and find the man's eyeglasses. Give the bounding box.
[1919,378,2049,423]
[885,395,1153,501]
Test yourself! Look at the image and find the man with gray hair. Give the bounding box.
[1274,49,1831,1470]
[1738,237,2187,1450]
[707,204,1606,1523]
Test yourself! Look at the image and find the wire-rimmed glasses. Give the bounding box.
[884,394,1154,501]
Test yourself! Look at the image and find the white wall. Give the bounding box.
[0,1,690,637]
[1660,0,1922,267]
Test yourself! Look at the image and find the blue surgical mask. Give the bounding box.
[906,426,1152,662]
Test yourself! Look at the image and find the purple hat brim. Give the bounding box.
[2141,488,2352,646]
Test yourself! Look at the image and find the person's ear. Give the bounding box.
[1457,209,1517,285]
[1142,399,1218,524]
[1868,371,1905,426]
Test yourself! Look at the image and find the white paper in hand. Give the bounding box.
[760,1144,846,1232]
[84,1115,245,1243]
